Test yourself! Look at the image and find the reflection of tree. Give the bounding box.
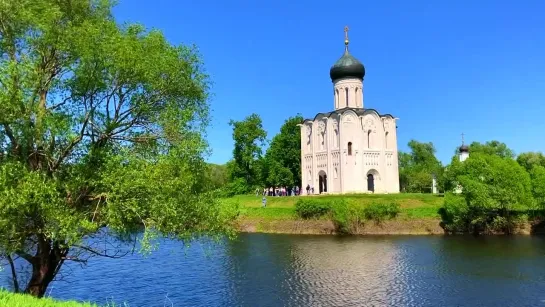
[223,234,297,306]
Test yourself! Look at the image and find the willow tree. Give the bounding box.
[0,0,236,297]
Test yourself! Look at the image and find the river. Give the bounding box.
[2,234,545,306]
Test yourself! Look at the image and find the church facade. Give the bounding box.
[300,27,400,194]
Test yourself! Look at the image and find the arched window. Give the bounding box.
[367,130,372,148]
[348,142,352,155]
[334,168,338,178]
[334,129,339,148]
[385,132,389,149]
[355,87,359,107]
[335,89,339,108]
[345,88,349,107]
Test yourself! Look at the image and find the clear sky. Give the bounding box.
[113,0,545,165]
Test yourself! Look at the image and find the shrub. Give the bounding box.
[363,202,400,224]
[295,198,332,219]
[330,200,364,234]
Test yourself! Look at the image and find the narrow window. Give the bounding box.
[334,168,338,178]
[355,87,359,107]
[345,88,349,107]
[385,132,389,149]
[334,129,339,148]
[335,89,339,108]
[348,142,352,156]
[367,130,372,148]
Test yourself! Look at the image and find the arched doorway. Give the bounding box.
[366,169,380,193]
[318,170,328,194]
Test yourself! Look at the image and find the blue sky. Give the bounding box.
[113,0,545,165]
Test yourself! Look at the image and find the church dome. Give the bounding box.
[330,51,365,82]
[330,27,365,82]
[459,145,469,153]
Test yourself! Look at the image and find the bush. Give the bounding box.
[362,202,400,224]
[330,200,364,234]
[295,198,332,219]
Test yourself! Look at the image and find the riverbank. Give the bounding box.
[230,193,537,235]
[0,290,99,307]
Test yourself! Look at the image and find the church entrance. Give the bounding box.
[367,174,375,193]
[318,171,328,194]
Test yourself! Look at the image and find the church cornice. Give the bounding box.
[302,107,395,123]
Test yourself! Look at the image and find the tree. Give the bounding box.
[398,140,443,193]
[228,114,267,191]
[468,141,515,159]
[529,165,545,210]
[262,115,303,187]
[441,153,533,234]
[516,152,545,172]
[205,163,229,191]
[0,0,236,297]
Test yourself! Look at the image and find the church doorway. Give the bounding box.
[367,174,374,192]
[366,169,380,193]
[318,170,328,194]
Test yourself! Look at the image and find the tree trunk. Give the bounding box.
[24,238,67,298]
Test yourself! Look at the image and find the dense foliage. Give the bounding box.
[399,140,443,193]
[440,141,545,234]
[0,0,237,297]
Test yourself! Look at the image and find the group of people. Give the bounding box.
[257,185,315,197]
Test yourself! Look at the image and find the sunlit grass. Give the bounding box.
[229,193,444,220]
[0,290,127,307]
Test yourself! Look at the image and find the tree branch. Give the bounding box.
[51,111,91,170]
[72,244,129,259]
[7,254,20,293]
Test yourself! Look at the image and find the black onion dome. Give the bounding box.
[330,49,365,82]
[459,145,469,153]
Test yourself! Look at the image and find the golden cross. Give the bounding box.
[344,26,350,45]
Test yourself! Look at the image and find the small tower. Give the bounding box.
[459,133,469,162]
[330,26,365,110]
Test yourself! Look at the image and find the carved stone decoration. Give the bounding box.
[383,120,390,132]
[306,125,312,136]
[331,119,338,130]
[318,121,326,133]
[344,114,355,123]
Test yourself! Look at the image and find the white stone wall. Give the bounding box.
[333,78,364,109]
[300,110,400,195]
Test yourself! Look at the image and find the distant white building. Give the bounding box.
[299,27,400,194]
[454,138,470,194]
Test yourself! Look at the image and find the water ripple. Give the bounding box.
[2,234,545,307]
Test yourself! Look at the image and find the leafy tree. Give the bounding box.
[0,0,236,297]
[516,152,545,172]
[398,140,443,193]
[266,160,294,187]
[468,141,515,159]
[440,153,532,234]
[262,115,302,187]
[529,165,545,210]
[205,163,229,191]
[228,114,267,191]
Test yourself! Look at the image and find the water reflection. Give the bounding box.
[1,234,545,307]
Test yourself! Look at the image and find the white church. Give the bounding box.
[300,27,400,194]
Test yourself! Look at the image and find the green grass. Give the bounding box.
[229,193,444,220]
[0,290,124,307]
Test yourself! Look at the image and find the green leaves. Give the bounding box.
[0,0,234,295]
[228,113,267,191]
[399,140,443,193]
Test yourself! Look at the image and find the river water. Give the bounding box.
[2,234,545,307]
